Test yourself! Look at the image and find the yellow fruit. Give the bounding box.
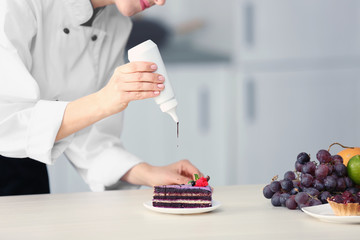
[337,147,360,166]
[328,142,360,166]
[347,155,360,185]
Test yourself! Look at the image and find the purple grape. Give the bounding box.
[336,177,347,192]
[313,179,325,191]
[302,162,316,176]
[334,163,347,177]
[319,191,332,204]
[279,179,284,186]
[295,161,303,172]
[297,152,310,164]
[344,177,354,188]
[295,192,310,205]
[271,192,282,207]
[303,187,320,197]
[347,187,359,195]
[270,181,281,192]
[301,173,313,188]
[299,202,310,208]
[346,187,359,195]
[281,179,294,192]
[285,196,298,210]
[330,173,339,180]
[309,198,322,206]
[327,164,334,175]
[315,164,329,180]
[324,175,337,191]
[284,171,296,181]
[332,155,343,164]
[316,149,332,163]
[263,185,275,199]
[280,193,290,206]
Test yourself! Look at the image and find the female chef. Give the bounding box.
[0,0,201,196]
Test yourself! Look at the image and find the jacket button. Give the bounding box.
[63,28,70,34]
[91,35,98,41]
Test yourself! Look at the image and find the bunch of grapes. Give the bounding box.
[263,149,360,210]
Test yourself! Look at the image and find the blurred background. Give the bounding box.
[48,0,360,193]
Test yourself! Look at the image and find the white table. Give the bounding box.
[0,185,358,239]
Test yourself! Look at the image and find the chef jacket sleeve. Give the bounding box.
[64,112,143,192]
[0,1,72,163]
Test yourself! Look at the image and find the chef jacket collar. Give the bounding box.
[82,7,105,27]
[63,0,95,26]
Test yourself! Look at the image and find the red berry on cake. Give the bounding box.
[195,177,209,187]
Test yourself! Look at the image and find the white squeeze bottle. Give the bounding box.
[128,40,179,124]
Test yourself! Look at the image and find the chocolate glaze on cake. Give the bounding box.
[152,184,212,208]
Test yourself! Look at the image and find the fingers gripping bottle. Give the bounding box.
[128,40,179,123]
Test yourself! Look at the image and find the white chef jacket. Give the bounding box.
[0,0,143,191]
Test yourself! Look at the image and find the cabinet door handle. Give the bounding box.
[244,1,255,47]
[198,85,210,134]
[245,77,256,122]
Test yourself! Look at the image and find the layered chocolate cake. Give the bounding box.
[152,175,212,208]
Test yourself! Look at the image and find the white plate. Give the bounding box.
[302,204,360,224]
[143,200,221,215]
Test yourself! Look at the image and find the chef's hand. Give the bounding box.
[98,61,165,115]
[121,160,203,187]
[55,62,164,141]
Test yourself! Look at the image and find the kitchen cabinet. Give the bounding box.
[234,0,360,62]
[235,68,360,185]
[231,0,360,185]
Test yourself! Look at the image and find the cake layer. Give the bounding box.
[153,202,212,208]
[154,192,210,196]
[153,195,212,200]
[154,185,212,194]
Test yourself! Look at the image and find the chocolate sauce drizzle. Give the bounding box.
[177,122,179,138]
[176,121,179,148]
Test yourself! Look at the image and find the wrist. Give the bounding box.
[121,162,155,186]
[93,90,112,117]
[95,87,129,116]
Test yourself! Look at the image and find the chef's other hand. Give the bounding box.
[98,61,165,115]
[121,160,203,187]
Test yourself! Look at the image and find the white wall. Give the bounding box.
[137,0,235,55]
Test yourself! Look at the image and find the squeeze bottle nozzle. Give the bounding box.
[128,40,179,123]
